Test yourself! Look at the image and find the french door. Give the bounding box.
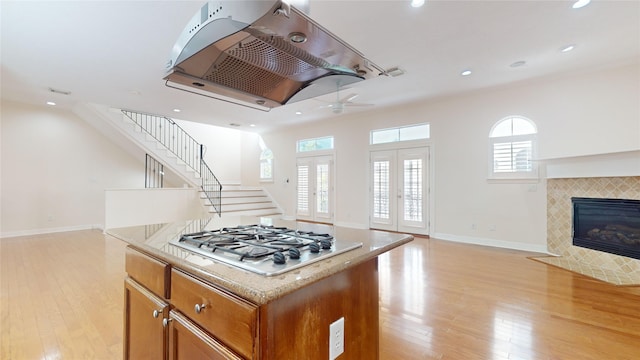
[296,155,334,223]
[370,147,429,235]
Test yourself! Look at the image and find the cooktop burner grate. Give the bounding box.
[170,224,362,276]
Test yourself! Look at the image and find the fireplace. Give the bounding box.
[572,197,640,260]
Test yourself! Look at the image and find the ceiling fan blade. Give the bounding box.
[313,98,335,104]
[340,93,359,103]
[344,103,374,107]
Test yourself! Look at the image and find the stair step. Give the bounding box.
[221,197,270,205]
[217,208,282,217]
[220,202,276,211]
[200,194,268,202]
[222,190,267,198]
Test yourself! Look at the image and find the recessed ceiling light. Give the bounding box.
[461,70,472,76]
[560,44,576,53]
[249,124,256,127]
[572,0,591,9]
[46,101,56,106]
[173,108,181,112]
[510,60,527,68]
[411,0,425,8]
[295,111,302,115]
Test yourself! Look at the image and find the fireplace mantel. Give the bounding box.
[544,150,640,179]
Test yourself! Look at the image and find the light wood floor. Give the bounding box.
[2,230,640,359]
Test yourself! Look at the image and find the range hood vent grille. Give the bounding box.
[203,54,287,97]
[226,38,315,76]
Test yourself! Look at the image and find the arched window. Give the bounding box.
[489,116,537,179]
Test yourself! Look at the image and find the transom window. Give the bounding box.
[489,116,537,179]
[370,123,430,145]
[297,136,334,152]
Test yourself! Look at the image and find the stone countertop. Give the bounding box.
[107,216,413,305]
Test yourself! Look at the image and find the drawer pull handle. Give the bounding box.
[162,318,172,328]
[194,303,207,314]
[152,309,162,318]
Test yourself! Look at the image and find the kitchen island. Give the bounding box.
[108,216,413,360]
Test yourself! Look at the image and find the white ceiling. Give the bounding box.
[2,0,639,133]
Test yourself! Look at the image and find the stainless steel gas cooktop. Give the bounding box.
[170,224,362,276]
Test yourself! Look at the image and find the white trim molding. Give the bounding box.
[432,232,549,254]
[1,224,104,239]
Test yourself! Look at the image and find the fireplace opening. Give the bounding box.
[572,197,640,260]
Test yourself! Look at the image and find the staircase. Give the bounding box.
[74,103,281,217]
[204,185,282,217]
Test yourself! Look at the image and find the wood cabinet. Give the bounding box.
[258,258,379,359]
[124,245,380,359]
[123,247,171,360]
[124,278,169,360]
[125,246,171,299]
[171,269,258,359]
[168,310,243,360]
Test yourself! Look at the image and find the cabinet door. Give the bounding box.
[168,310,243,360]
[124,278,169,360]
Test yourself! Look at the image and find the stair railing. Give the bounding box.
[121,110,222,216]
[200,146,222,216]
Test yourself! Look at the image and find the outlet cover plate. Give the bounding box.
[329,317,345,359]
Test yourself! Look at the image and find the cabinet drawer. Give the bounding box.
[168,310,243,360]
[125,246,171,299]
[171,269,257,359]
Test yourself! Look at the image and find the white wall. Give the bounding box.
[104,188,207,229]
[1,100,143,237]
[174,119,244,184]
[257,62,640,252]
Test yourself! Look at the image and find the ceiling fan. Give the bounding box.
[315,87,374,114]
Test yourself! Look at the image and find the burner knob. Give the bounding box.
[320,239,332,249]
[309,242,320,253]
[273,251,286,264]
[289,248,301,259]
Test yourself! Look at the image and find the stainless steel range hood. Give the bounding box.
[164,1,384,110]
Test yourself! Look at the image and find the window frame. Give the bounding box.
[370,123,430,145]
[488,116,539,181]
[296,136,334,153]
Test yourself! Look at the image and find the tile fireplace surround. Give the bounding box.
[540,176,640,285]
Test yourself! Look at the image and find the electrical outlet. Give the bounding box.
[329,317,344,360]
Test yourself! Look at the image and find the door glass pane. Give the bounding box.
[297,165,309,213]
[316,163,329,213]
[403,159,423,221]
[373,160,390,219]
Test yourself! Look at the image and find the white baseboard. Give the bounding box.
[432,232,549,254]
[0,224,104,239]
[334,221,368,229]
